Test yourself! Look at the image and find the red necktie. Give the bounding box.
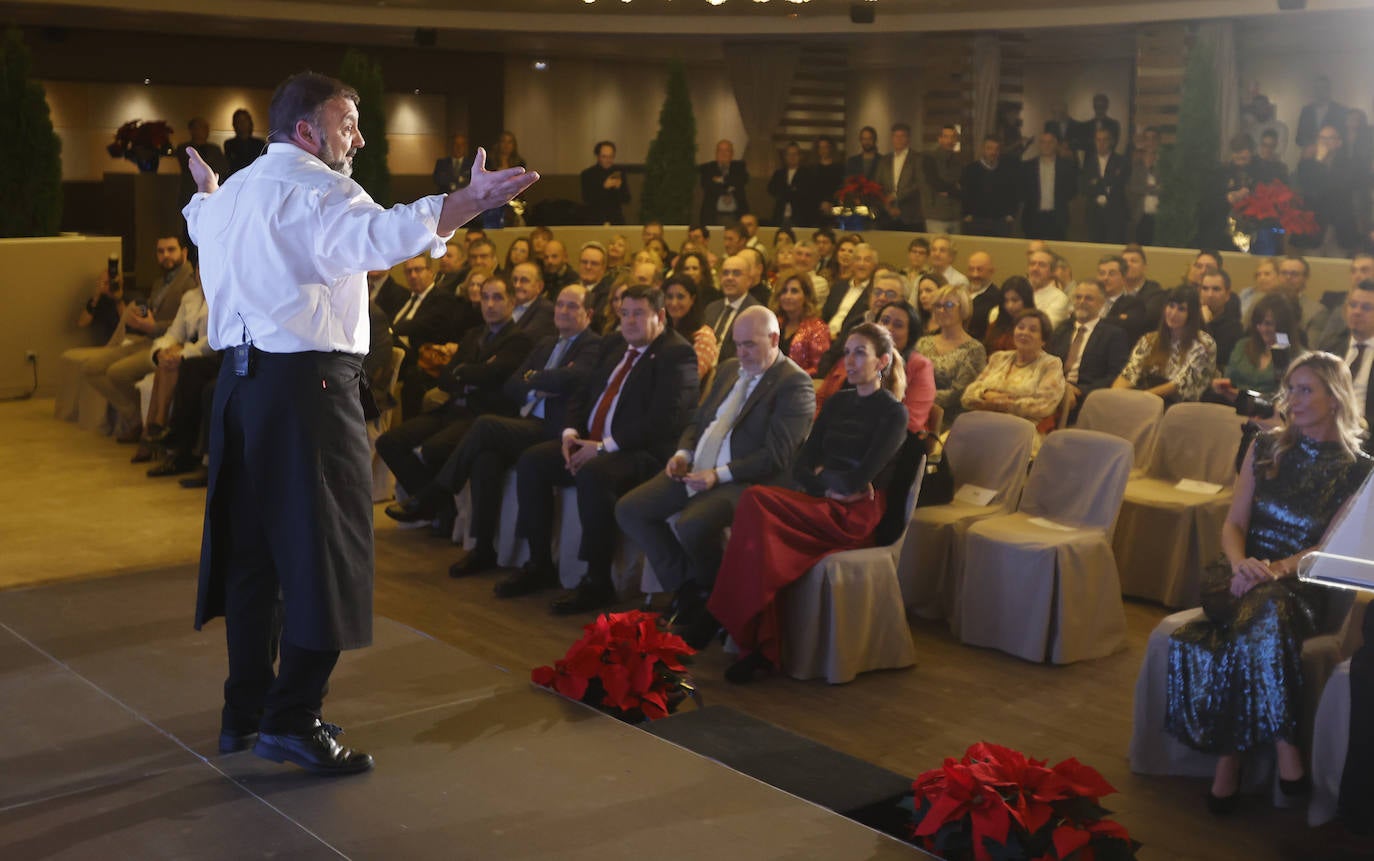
[588,348,641,441]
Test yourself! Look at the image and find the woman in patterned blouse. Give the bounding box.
[962,308,1067,444]
[1113,286,1217,404]
[769,268,831,376]
[916,283,988,424]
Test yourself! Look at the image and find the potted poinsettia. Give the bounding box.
[532,610,698,723]
[909,742,1138,861]
[1229,179,1320,256]
[834,174,885,231]
[107,119,175,173]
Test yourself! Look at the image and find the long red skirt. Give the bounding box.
[707,485,885,666]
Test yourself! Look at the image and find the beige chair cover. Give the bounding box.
[782,468,924,684]
[1075,388,1165,473]
[1309,660,1351,826]
[1113,404,1244,608]
[904,412,1036,623]
[369,346,407,503]
[957,430,1133,663]
[54,352,110,430]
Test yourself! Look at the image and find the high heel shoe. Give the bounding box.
[1279,774,1312,798]
[1206,789,1239,816]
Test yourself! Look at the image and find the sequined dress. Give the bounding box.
[1165,433,1372,754]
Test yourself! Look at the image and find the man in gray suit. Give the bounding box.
[700,255,761,362]
[1319,279,1374,453]
[877,123,923,231]
[616,306,815,645]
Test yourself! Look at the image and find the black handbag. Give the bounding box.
[916,433,954,508]
[1199,555,1238,626]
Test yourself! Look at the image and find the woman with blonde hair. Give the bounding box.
[916,283,987,424]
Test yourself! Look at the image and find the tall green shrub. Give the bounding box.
[1154,38,1218,248]
[339,49,391,206]
[640,61,697,224]
[0,28,62,237]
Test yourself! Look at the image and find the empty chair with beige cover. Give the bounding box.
[957,429,1134,663]
[1113,403,1244,608]
[1075,388,1165,474]
[904,411,1037,624]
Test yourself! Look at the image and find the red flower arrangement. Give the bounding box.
[910,742,1138,861]
[106,120,175,161]
[836,174,886,209]
[1231,180,1321,239]
[531,610,697,722]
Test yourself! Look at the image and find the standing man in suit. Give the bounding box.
[815,243,877,375]
[768,142,811,228]
[1086,94,1121,156]
[513,285,700,614]
[703,255,762,363]
[1318,280,1374,452]
[507,262,556,343]
[922,124,963,234]
[844,125,882,181]
[433,133,473,194]
[1296,75,1348,149]
[1021,131,1077,240]
[1051,278,1130,422]
[877,123,923,231]
[961,135,1019,237]
[1126,126,1163,245]
[616,306,816,644]
[580,140,630,225]
[699,139,750,226]
[1043,102,1077,155]
[1084,128,1130,244]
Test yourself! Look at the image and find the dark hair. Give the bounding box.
[1012,308,1053,344]
[662,274,703,333]
[1121,243,1147,263]
[813,227,836,243]
[1282,254,1311,278]
[1203,268,1232,291]
[231,108,252,126]
[467,227,488,239]
[529,225,553,240]
[1243,292,1298,366]
[468,238,495,255]
[1144,286,1202,371]
[982,275,1034,350]
[875,299,921,355]
[504,237,532,272]
[268,72,358,143]
[1197,248,1225,269]
[156,234,187,249]
[480,275,511,297]
[891,122,912,135]
[770,268,821,322]
[941,124,958,134]
[1357,278,1374,294]
[859,125,877,139]
[982,134,1000,145]
[773,226,796,246]
[621,284,665,313]
[593,140,615,156]
[723,222,743,237]
[1042,127,1061,143]
[1097,253,1126,274]
[677,250,717,296]
[688,224,710,239]
[908,236,931,252]
[1228,133,1255,153]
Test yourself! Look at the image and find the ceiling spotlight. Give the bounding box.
[142,77,151,85]
[413,88,421,94]
[533,60,549,71]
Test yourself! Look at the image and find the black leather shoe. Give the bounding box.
[218,729,257,753]
[148,456,196,477]
[1280,774,1312,797]
[551,580,617,616]
[680,610,722,652]
[725,650,775,685]
[179,469,209,489]
[384,498,433,524]
[253,720,373,776]
[1206,789,1239,816]
[130,442,157,464]
[494,564,558,598]
[449,548,498,579]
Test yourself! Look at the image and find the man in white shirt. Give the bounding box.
[791,242,829,304]
[702,255,761,362]
[1319,279,1374,452]
[1026,247,1071,327]
[878,123,922,230]
[928,234,969,290]
[182,71,535,775]
[815,244,878,375]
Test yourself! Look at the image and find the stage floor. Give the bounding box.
[0,566,925,859]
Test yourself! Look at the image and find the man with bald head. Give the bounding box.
[964,251,1001,341]
[617,305,815,646]
[541,240,577,296]
[507,261,555,341]
[630,260,664,288]
[703,254,761,362]
[700,139,750,225]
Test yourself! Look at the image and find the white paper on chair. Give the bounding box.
[954,484,997,506]
[1027,516,1075,531]
[1174,478,1224,495]
[1301,470,1374,592]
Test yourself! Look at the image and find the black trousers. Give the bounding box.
[515,439,659,585]
[1339,608,1374,831]
[1023,210,1067,240]
[375,405,475,498]
[432,414,548,553]
[218,393,338,736]
[164,353,222,455]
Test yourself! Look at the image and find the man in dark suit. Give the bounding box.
[961,136,1019,237]
[513,285,700,615]
[616,306,816,644]
[815,243,877,376]
[390,255,462,397]
[844,125,881,181]
[1050,279,1130,423]
[540,240,578,297]
[1201,269,1244,369]
[367,268,409,320]
[768,142,811,228]
[876,123,922,230]
[378,275,534,530]
[388,285,601,580]
[580,140,631,225]
[1297,125,1361,257]
[1021,131,1077,240]
[699,139,750,225]
[1043,102,1077,153]
[1118,245,1165,334]
[1086,93,1122,158]
[964,251,1001,342]
[433,133,474,194]
[507,262,556,343]
[702,255,761,363]
[1318,280,1374,452]
[1083,127,1130,244]
[1295,75,1348,149]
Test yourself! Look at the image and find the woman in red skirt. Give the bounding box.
[706,322,910,683]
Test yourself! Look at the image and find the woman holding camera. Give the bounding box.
[1212,293,1303,408]
[1166,352,1372,814]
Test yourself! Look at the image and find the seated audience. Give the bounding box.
[1212,293,1302,407]
[434,241,466,293]
[962,308,1067,442]
[503,237,533,276]
[541,240,578,296]
[1049,279,1130,423]
[1113,286,1218,404]
[76,267,124,345]
[914,271,947,335]
[815,243,878,376]
[819,300,937,435]
[509,285,699,615]
[597,276,633,337]
[508,262,557,342]
[983,275,1034,354]
[1317,278,1374,453]
[133,284,212,462]
[705,322,909,683]
[1166,353,1371,815]
[1101,253,1151,344]
[703,255,762,363]
[1026,247,1071,328]
[1200,269,1245,370]
[606,234,630,278]
[789,242,828,305]
[616,306,816,646]
[928,234,969,290]
[663,274,720,381]
[963,251,1001,341]
[770,268,830,377]
[368,266,409,318]
[903,236,931,286]
[917,284,988,424]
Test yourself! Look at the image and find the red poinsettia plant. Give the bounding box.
[910,742,1138,861]
[532,610,697,722]
[836,174,886,209]
[106,120,176,160]
[1232,180,1321,238]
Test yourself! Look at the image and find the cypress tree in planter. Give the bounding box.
[339,49,391,206]
[1154,38,1217,249]
[0,27,62,237]
[640,61,697,225]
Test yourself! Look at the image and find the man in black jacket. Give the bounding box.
[1049,279,1130,423]
[1021,131,1077,241]
[513,285,700,615]
[961,136,1019,237]
[1083,128,1131,244]
[616,307,815,643]
[1200,269,1244,369]
[580,140,630,225]
[699,139,750,225]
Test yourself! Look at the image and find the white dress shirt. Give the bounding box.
[891,148,909,190]
[1038,158,1056,211]
[942,266,970,290]
[150,286,213,361]
[185,143,451,354]
[1033,283,1071,328]
[828,280,868,338]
